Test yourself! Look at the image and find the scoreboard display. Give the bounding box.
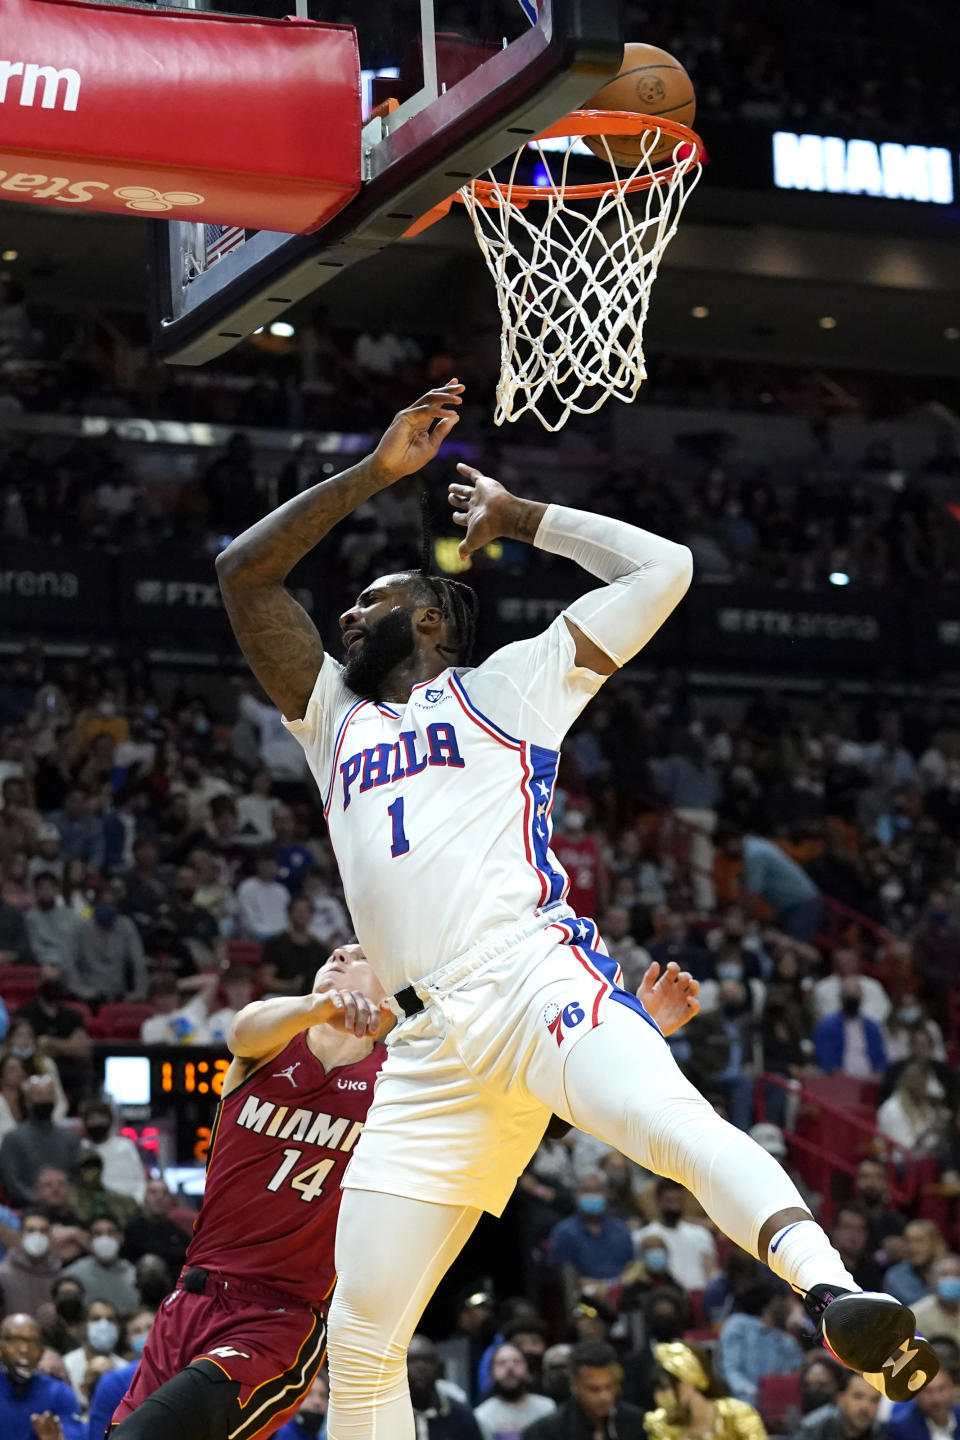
[158,1055,232,1099]
[98,1045,230,1167]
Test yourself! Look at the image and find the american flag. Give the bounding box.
[204,224,246,265]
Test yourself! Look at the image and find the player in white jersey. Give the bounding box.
[216,381,937,1440]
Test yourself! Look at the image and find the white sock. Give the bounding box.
[767,1220,859,1295]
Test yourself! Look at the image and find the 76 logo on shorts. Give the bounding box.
[543,999,585,1046]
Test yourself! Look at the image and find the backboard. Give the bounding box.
[150,0,623,364]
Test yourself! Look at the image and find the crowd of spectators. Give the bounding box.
[0,626,958,1432]
[2,329,959,599]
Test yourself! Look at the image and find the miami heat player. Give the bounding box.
[107,946,390,1440]
[107,946,697,1440]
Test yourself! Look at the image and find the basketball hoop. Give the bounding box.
[452,109,704,431]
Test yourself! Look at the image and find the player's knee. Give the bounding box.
[645,1091,729,1183]
[328,1287,409,1389]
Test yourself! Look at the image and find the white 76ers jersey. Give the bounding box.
[283,613,606,993]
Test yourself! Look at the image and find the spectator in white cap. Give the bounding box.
[27,823,65,882]
[749,1123,819,1215]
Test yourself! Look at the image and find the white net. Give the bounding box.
[458,123,702,431]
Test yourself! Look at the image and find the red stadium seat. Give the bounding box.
[0,964,41,1009]
[62,1001,100,1037]
[757,1373,802,1432]
[227,939,263,968]
[98,1002,157,1041]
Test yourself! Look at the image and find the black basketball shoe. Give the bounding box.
[803,1286,939,1401]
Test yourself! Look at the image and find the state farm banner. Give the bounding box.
[0,0,361,231]
[0,541,113,628]
[687,582,900,667]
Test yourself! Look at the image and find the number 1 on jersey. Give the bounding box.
[388,797,410,857]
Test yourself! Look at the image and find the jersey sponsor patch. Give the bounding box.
[543,998,586,1046]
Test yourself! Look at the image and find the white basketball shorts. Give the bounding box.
[342,912,664,1216]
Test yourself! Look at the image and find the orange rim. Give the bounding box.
[459,109,704,205]
[404,110,704,235]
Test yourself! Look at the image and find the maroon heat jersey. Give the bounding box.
[186,1030,384,1307]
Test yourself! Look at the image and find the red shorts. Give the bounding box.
[112,1268,326,1440]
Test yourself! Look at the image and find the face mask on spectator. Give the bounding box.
[56,1293,84,1323]
[801,1385,835,1415]
[898,1006,922,1025]
[86,1318,119,1352]
[841,996,861,1019]
[297,1415,324,1438]
[21,1232,50,1259]
[98,700,117,718]
[137,1270,172,1307]
[38,980,64,1005]
[11,1044,34,1061]
[644,1248,669,1273]
[86,1122,110,1144]
[94,903,117,927]
[716,963,742,982]
[30,1102,54,1122]
[91,1235,120,1263]
[130,1333,149,1357]
[578,1194,606,1217]
[937,1278,960,1305]
[649,1313,684,1342]
[3,1358,34,1386]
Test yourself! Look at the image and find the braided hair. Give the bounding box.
[405,483,480,665]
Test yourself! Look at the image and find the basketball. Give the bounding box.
[581,42,696,170]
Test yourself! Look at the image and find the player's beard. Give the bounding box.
[342,606,416,700]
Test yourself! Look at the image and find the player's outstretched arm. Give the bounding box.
[448,464,692,676]
[228,988,390,1060]
[227,992,339,1060]
[637,959,700,1036]
[216,381,463,719]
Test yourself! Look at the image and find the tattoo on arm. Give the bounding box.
[215,456,392,719]
[219,578,325,721]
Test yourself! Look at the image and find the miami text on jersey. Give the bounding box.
[236,1094,364,1152]
[338,721,465,809]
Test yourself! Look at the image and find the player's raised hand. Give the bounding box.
[448,463,514,558]
[371,381,464,481]
[637,959,700,1036]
